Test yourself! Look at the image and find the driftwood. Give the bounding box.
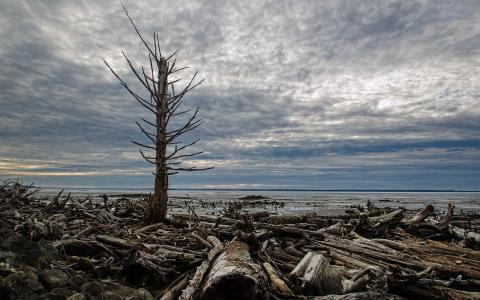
[450,226,480,243]
[289,252,344,295]
[289,252,388,296]
[179,236,223,300]
[314,292,405,300]
[403,204,434,226]
[2,180,480,299]
[263,262,293,295]
[160,272,192,300]
[200,241,265,299]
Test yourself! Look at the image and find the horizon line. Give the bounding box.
[37,186,480,193]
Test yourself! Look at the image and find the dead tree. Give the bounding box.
[104,5,212,223]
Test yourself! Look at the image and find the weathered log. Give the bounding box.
[190,232,213,249]
[179,236,223,300]
[262,215,305,224]
[371,239,407,251]
[450,225,480,249]
[284,243,306,258]
[354,209,405,238]
[136,223,165,233]
[389,277,480,300]
[172,214,325,239]
[319,222,347,236]
[263,262,293,295]
[314,292,405,300]
[402,204,434,226]
[199,240,265,300]
[72,225,93,238]
[259,240,299,273]
[344,266,388,294]
[289,252,343,295]
[124,250,177,285]
[173,214,239,225]
[436,203,455,230]
[96,235,136,249]
[257,223,325,239]
[320,235,480,280]
[160,272,191,300]
[370,208,404,228]
[408,204,456,237]
[54,239,113,257]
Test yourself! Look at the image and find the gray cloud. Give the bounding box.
[0,0,479,189]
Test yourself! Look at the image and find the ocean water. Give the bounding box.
[39,188,480,216]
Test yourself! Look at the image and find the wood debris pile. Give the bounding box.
[0,180,479,299]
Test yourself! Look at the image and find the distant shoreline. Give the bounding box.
[38,187,480,192]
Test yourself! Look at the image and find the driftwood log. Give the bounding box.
[289,252,344,295]
[199,241,265,300]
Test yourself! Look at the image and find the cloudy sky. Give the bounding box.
[0,0,479,190]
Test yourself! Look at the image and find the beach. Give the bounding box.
[40,189,480,216]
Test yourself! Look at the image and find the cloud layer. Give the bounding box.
[0,0,479,189]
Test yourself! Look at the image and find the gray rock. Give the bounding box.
[70,274,87,288]
[37,288,76,300]
[67,293,88,300]
[0,261,16,277]
[39,269,69,289]
[80,281,104,299]
[38,240,60,268]
[102,281,135,298]
[127,288,154,300]
[0,251,17,266]
[0,268,45,299]
[99,290,122,300]
[1,236,41,267]
[80,280,136,300]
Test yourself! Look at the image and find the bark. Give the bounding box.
[160,272,191,300]
[289,252,343,295]
[402,204,434,226]
[370,209,404,228]
[450,226,480,243]
[436,203,455,230]
[263,262,293,295]
[179,236,223,300]
[199,241,265,300]
[314,292,405,300]
[288,252,387,296]
[147,58,169,224]
[96,235,136,249]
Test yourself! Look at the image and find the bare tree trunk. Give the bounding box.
[148,58,169,223]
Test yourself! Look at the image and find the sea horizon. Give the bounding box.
[37,186,480,193]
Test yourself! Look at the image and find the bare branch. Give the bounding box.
[166,139,200,159]
[121,3,156,58]
[122,52,157,97]
[139,149,157,165]
[136,121,156,144]
[131,140,156,150]
[169,66,189,74]
[168,166,214,172]
[168,151,204,161]
[104,59,157,114]
[166,49,179,61]
[140,117,157,128]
